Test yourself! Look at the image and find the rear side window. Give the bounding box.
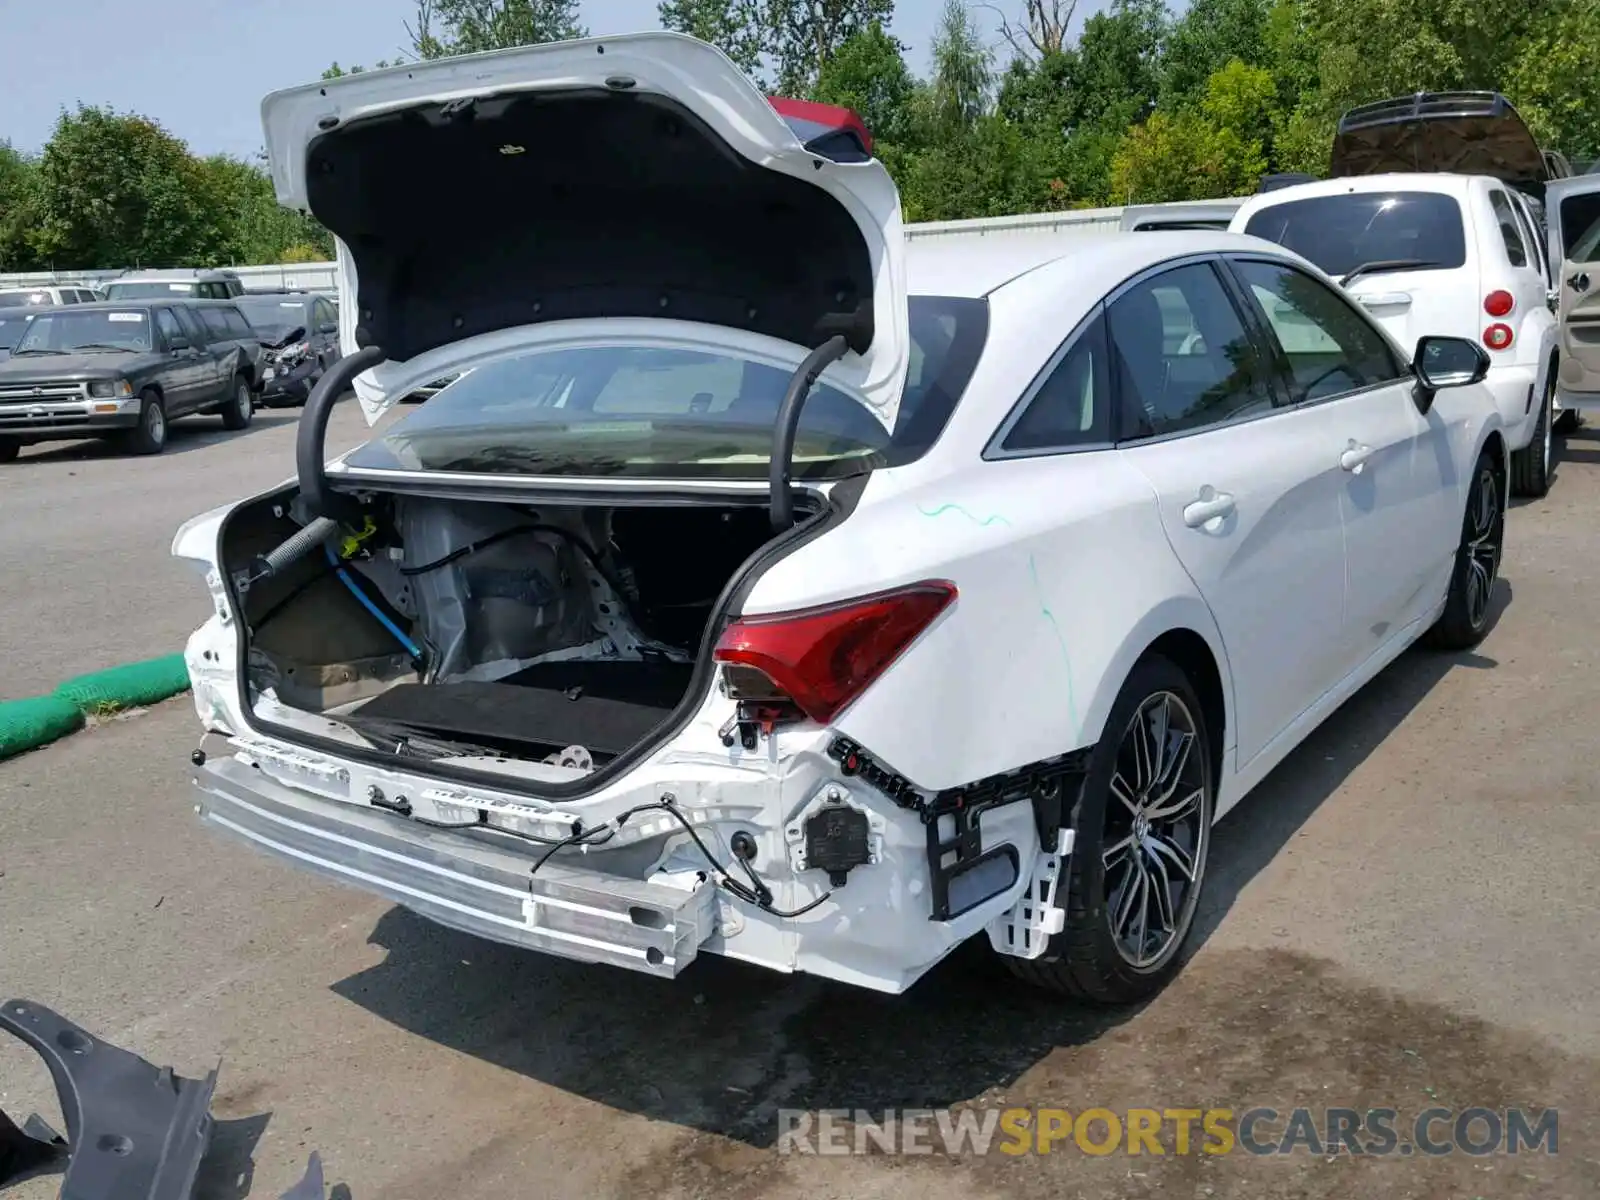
[1558,192,1600,263]
[1243,192,1468,277]
[1489,191,1529,267]
[997,311,1111,452]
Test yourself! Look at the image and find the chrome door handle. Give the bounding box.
[1340,442,1373,473]
[1183,490,1236,528]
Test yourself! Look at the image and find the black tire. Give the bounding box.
[121,390,168,455]
[1424,448,1504,651]
[220,375,254,431]
[1509,372,1553,498]
[1554,407,1580,435]
[0,439,18,464]
[1005,654,1214,1004]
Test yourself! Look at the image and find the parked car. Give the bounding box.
[0,299,258,460]
[102,268,246,302]
[233,291,342,407]
[176,34,1507,1003]
[1232,171,1560,495]
[0,284,99,308]
[0,305,52,363]
[1119,200,1242,232]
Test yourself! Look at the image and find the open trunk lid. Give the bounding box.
[260,32,909,432]
[1330,91,1551,192]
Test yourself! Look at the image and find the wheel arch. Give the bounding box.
[1076,596,1235,784]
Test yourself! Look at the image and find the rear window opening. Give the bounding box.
[1243,192,1468,278]
[342,295,989,482]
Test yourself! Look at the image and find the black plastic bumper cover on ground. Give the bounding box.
[0,999,329,1199]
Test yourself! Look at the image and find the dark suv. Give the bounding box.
[0,299,262,460]
[233,291,343,406]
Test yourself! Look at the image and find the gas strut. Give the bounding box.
[250,345,386,582]
[768,334,849,532]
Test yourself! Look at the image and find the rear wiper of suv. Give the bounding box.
[1339,259,1440,287]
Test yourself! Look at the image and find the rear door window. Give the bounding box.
[197,306,231,341]
[1107,262,1278,440]
[1243,192,1468,278]
[172,305,206,343]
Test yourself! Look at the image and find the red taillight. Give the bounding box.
[1484,323,1514,350]
[766,95,873,156]
[714,581,957,725]
[1484,290,1515,317]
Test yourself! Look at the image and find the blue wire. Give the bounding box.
[325,543,423,660]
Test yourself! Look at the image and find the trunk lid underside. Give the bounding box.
[259,31,910,430]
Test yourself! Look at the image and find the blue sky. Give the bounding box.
[5,0,1112,159]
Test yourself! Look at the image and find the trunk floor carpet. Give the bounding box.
[350,660,695,757]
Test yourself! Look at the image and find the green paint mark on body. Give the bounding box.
[916,503,1013,528]
[1028,553,1079,732]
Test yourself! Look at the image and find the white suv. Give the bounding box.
[0,284,101,308]
[1230,173,1559,496]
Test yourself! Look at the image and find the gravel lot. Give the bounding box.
[1,417,1598,1198]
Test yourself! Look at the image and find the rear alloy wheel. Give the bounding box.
[1509,373,1553,498]
[1006,655,1213,1004]
[122,391,168,455]
[1425,449,1503,650]
[221,376,254,431]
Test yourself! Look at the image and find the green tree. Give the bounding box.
[658,0,769,79]
[929,0,993,131]
[1070,0,1168,136]
[1109,109,1221,202]
[192,155,334,264]
[1160,0,1271,107]
[1507,0,1600,160]
[767,0,895,93]
[31,107,225,269]
[0,142,41,270]
[413,0,586,58]
[813,21,916,142]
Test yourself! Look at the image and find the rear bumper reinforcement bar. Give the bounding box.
[193,754,719,978]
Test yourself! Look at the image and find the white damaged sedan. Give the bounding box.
[176,33,1508,1001]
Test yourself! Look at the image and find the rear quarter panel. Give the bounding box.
[744,452,1233,793]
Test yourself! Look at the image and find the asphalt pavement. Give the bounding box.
[0,418,1597,1198]
[0,398,385,701]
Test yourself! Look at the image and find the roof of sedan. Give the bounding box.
[906,229,1295,298]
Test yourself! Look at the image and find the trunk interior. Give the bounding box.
[222,489,819,770]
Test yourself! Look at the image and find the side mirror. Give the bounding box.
[168,336,190,352]
[318,322,338,335]
[1413,334,1489,392]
